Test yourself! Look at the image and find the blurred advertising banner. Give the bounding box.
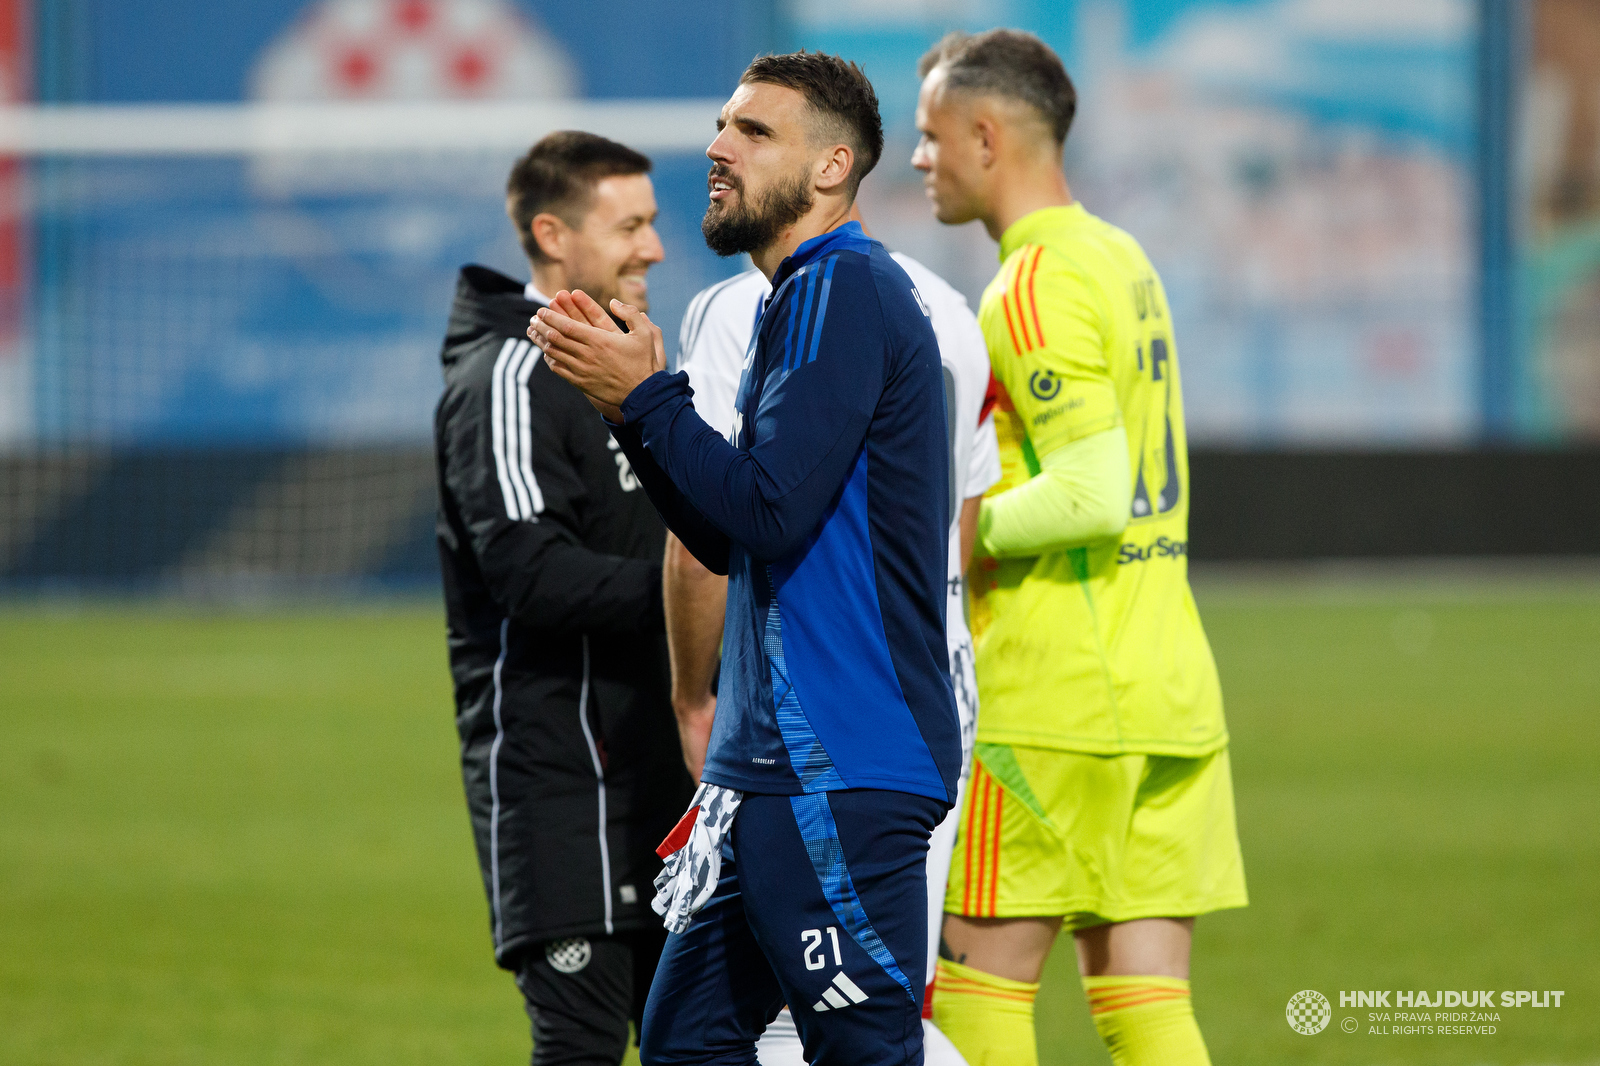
[828,0,1479,445]
[8,0,762,448]
[4,0,1593,449]
[1523,0,1600,439]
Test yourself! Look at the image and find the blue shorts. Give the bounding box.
[640,788,946,1066]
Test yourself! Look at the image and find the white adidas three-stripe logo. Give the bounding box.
[490,338,545,521]
[811,971,870,1012]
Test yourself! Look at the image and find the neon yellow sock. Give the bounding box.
[930,958,1039,1066]
[1082,975,1212,1066]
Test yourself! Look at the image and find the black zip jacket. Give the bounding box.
[434,264,691,968]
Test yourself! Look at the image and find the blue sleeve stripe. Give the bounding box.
[790,264,821,373]
[805,256,839,365]
[784,269,804,372]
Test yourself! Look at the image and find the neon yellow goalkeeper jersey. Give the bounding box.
[969,203,1226,756]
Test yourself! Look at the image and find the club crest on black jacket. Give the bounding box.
[434,264,692,968]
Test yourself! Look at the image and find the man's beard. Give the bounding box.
[701,166,814,257]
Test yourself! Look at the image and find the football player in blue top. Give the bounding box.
[528,51,960,1066]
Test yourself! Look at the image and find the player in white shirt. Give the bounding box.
[666,239,1001,1066]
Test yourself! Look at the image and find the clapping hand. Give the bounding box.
[528,290,666,421]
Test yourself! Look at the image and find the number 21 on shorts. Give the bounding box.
[801,927,842,970]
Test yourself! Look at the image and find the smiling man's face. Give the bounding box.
[561,173,664,311]
[701,81,820,257]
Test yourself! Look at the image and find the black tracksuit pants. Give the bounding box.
[515,928,668,1066]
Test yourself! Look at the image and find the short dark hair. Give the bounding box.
[506,131,652,263]
[918,29,1077,146]
[740,50,883,198]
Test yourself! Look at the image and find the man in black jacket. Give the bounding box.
[434,131,693,1066]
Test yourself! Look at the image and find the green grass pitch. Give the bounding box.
[1,574,1596,1065]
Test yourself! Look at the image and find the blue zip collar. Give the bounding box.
[772,221,874,289]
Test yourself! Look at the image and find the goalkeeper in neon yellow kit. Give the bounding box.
[910,30,1246,1066]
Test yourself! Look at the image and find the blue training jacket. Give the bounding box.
[612,222,959,805]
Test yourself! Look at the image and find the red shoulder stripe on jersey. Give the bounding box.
[1025,246,1046,347]
[1009,253,1035,352]
[1000,289,1024,355]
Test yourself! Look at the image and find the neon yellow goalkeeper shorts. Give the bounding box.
[944,744,1247,931]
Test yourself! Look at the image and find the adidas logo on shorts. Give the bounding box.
[811,971,870,1012]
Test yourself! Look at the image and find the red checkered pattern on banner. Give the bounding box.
[253,0,573,102]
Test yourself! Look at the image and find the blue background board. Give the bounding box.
[38,0,776,101]
[795,0,1480,444]
[786,0,1474,155]
[7,0,1596,592]
[27,152,734,444]
[25,0,771,445]
[11,0,1500,447]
